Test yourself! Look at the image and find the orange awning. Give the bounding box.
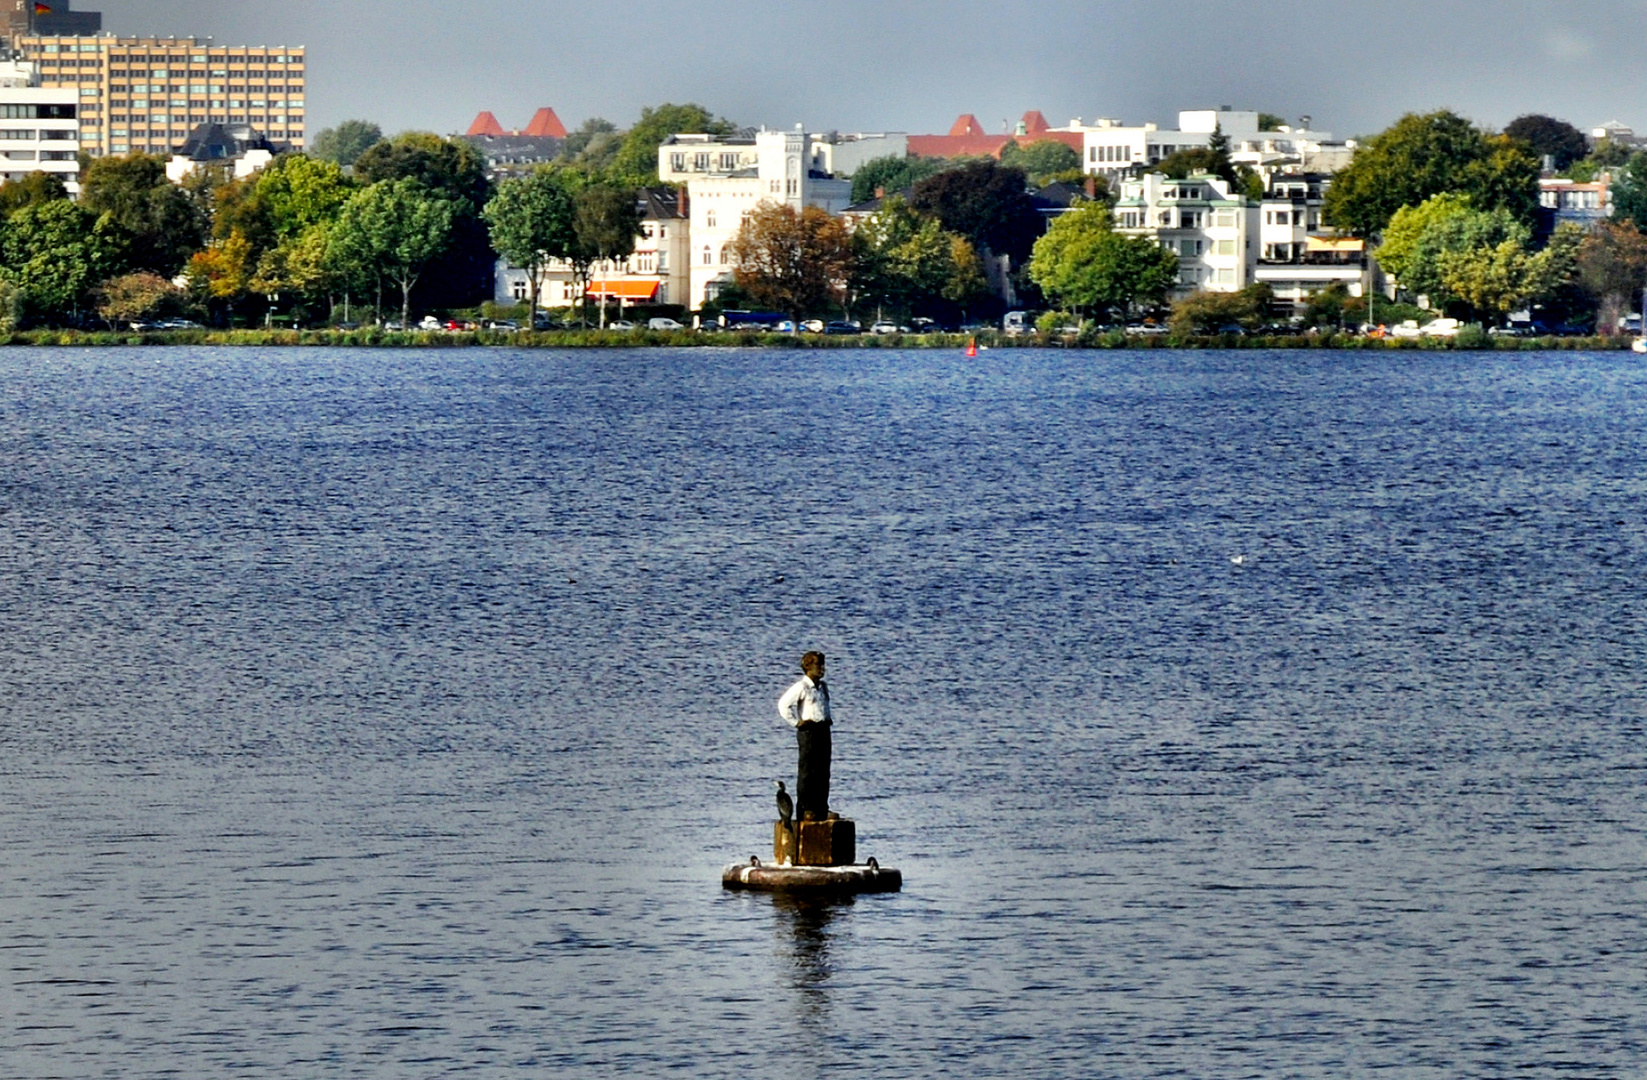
[586,280,659,300]
[1305,236,1365,254]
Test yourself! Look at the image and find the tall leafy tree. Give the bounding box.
[729,203,854,320]
[1323,111,1539,236]
[310,120,384,167]
[850,154,958,204]
[1028,202,1179,318]
[484,170,577,318]
[1578,220,1647,330]
[1503,115,1587,171]
[353,133,495,309]
[1608,152,1647,228]
[572,183,642,327]
[0,201,129,323]
[852,196,987,320]
[79,153,205,275]
[910,159,1042,263]
[0,172,68,213]
[331,178,460,328]
[999,140,1083,186]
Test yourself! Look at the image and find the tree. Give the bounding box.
[0,171,67,213]
[999,140,1082,186]
[1436,240,1540,324]
[851,196,986,320]
[1375,192,1476,287]
[1388,199,1530,306]
[1323,111,1539,235]
[310,120,383,167]
[910,159,1042,263]
[331,178,460,328]
[609,103,737,186]
[78,153,205,275]
[353,133,495,310]
[1578,220,1647,331]
[1609,152,1647,227]
[253,154,356,242]
[1028,202,1179,318]
[0,201,128,322]
[1169,283,1275,334]
[186,230,256,312]
[850,154,959,204]
[484,169,577,318]
[729,203,854,320]
[561,117,618,160]
[96,271,183,326]
[1504,115,1587,171]
[572,183,642,327]
[1258,113,1287,132]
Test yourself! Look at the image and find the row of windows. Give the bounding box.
[0,150,76,161]
[1090,144,1135,163]
[0,104,76,119]
[0,129,75,141]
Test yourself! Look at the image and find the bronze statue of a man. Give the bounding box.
[777,651,831,820]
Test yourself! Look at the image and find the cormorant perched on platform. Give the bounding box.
[775,780,793,827]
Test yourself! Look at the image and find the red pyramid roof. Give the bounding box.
[948,114,988,138]
[524,107,567,138]
[467,111,506,137]
[1020,111,1051,135]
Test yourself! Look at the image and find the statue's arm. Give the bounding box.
[776,681,802,725]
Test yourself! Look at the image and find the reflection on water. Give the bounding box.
[771,894,849,996]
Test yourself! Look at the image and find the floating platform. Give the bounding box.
[721,857,902,895]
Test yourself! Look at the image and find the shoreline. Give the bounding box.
[0,328,1632,351]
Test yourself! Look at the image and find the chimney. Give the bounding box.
[676,187,687,217]
[1085,175,1097,199]
[875,185,885,199]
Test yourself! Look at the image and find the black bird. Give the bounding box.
[775,780,793,827]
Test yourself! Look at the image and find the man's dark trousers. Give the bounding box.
[796,719,831,819]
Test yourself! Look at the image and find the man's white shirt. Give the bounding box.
[778,675,831,727]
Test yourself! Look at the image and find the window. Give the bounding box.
[721,247,731,265]
[0,129,36,140]
[1215,268,1235,284]
[670,152,685,172]
[706,210,716,228]
[41,150,75,161]
[2,150,37,161]
[693,152,709,171]
[1215,211,1235,227]
[702,246,712,265]
[41,130,76,141]
[1216,240,1234,256]
[719,152,738,170]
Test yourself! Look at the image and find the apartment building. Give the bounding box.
[16,34,305,158]
[663,128,853,308]
[1081,110,1343,181]
[1112,171,1258,295]
[1253,172,1367,309]
[494,187,692,312]
[0,58,81,192]
[657,127,903,184]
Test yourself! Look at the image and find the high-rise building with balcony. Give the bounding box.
[15,34,305,158]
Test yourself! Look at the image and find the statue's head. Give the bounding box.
[801,651,825,679]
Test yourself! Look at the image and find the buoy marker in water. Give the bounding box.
[966,336,978,358]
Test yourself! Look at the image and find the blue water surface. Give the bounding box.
[1,346,1644,1078]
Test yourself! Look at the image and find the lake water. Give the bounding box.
[1,346,1644,1078]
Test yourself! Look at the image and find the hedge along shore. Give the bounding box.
[0,328,1634,350]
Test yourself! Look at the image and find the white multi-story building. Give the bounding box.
[0,59,81,193]
[658,127,904,185]
[1253,172,1368,309]
[1112,171,1258,295]
[494,187,693,312]
[1079,109,1344,182]
[670,128,852,309]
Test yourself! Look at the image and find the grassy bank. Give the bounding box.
[0,327,1633,351]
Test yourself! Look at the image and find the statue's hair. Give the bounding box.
[801,651,825,674]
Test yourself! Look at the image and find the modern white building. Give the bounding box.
[1253,172,1368,309]
[1079,109,1346,182]
[494,187,693,312]
[673,128,853,309]
[0,59,81,193]
[1539,176,1611,227]
[1112,171,1259,295]
[658,127,904,185]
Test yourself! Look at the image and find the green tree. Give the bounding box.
[1258,113,1287,132]
[850,154,957,203]
[561,117,618,160]
[78,153,205,275]
[1323,111,1539,235]
[1504,114,1587,171]
[1608,152,1647,227]
[852,196,985,319]
[1436,240,1540,323]
[609,103,737,185]
[1169,283,1275,334]
[729,203,854,320]
[484,169,577,318]
[1375,192,1476,287]
[0,171,67,213]
[254,154,356,241]
[310,120,383,167]
[0,201,128,323]
[1028,202,1179,319]
[572,183,642,327]
[999,140,1082,186]
[352,133,495,309]
[910,159,1042,263]
[331,178,460,328]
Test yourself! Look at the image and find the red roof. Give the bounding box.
[909,134,1014,159]
[524,107,567,138]
[948,114,989,138]
[467,111,506,137]
[1020,111,1052,135]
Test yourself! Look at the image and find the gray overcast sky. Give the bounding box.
[90,1,1645,140]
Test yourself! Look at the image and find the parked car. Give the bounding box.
[418,316,443,331]
[1391,317,1460,339]
[606,320,636,331]
[1002,310,1033,336]
[486,319,520,331]
[648,317,685,331]
[1489,321,1534,338]
[156,318,202,330]
[824,321,861,334]
[1124,323,1168,336]
[801,319,825,333]
[870,321,908,334]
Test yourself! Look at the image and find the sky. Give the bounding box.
[87,0,1645,141]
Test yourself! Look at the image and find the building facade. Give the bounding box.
[1253,172,1367,308]
[16,34,305,158]
[0,58,81,192]
[1081,110,1344,182]
[494,188,692,313]
[1112,171,1258,295]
